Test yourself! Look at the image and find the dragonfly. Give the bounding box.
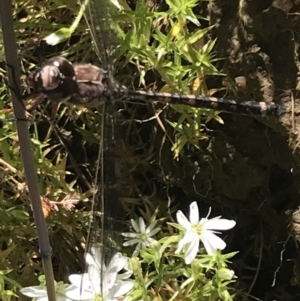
[25,1,286,300]
[27,56,285,117]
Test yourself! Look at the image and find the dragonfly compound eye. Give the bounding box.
[40,65,62,90]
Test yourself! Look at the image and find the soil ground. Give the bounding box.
[189,1,300,300]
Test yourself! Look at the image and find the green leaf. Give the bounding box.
[187,26,214,44]
[44,28,72,46]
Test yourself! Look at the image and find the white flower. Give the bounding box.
[175,202,236,264]
[122,217,161,257]
[68,247,133,301]
[20,280,85,301]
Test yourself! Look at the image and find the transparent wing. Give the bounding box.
[79,0,124,298]
[85,99,123,296]
[79,0,119,74]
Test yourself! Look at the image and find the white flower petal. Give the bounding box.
[85,253,97,268]
[175,236,186,254]
[121,232,139,238]
[110,252,121,263]
[20,286,47,298]
[69,274,85,287]
[87,265,101,294]
[144,237,151,244]
[200,231,226,254]
[204,218,236,231]
[139,242,146,249]
[189,202,199,224]
[123,238,140,246]
[36,297,49,301]
[115,257,127,272]
[117,270,132,281]
[88,248,102,267]
[147,220,158,233]
[139,217,146,233]
[185,237,199,264]
[107,253,123,288]
[112,280,134,297]
[148,227,161,236]
[182,229,196,245]
[131,219,140,232]
[64,284,93,301]
[58,293,80,301]
[199,218,208,226]
[133,246,140,257]
[176,210,191,229]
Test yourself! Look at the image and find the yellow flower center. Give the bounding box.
[191,223,202,235]
[139,233,147,242]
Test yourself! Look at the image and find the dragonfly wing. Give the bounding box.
[79,0,125,298]
[79,0,119,74]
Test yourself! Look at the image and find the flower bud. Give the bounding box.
[128,257,140,274]
[217,268,235,280]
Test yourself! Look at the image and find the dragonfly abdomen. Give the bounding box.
[126,90,286,116]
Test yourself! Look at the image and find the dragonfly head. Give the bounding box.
[27,65,63,92]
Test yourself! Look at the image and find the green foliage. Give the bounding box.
[115,0,224,156]
[126,220,236,301]
[117,0,220,90]
[0,270,20,301]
